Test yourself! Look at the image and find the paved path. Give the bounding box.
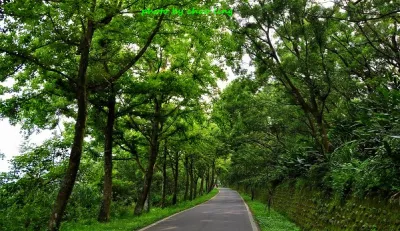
[140,188,258,231]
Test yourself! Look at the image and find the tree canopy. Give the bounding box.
[0,0,399,230]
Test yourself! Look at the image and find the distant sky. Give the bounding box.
[0,120,22,172]
[0,119,54,172]
[0,78,55,172]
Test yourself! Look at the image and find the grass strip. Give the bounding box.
[61,189,219,231]
[240,193,301,231]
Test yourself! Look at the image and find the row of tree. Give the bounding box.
[0,0,232,230]
[1,0,399,230]
[215,0,400,203]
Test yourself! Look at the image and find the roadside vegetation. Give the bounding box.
[0,0,399,230]
[241,193,300,231]
[216,0,400,212]
[0,1,229,230]
[62,189,218,231]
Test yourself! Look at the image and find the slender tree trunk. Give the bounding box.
[189,156,194,200]
[48,17,95,231]
[199,174,204,196]
[161,141,167,208]
[134,98,161,215]
[305,113,322,153]
[193,176,198,199]
[208,160,215,193]
[144,186,150,213]
[267,189,273,215]
[134,139,158,215]
[98,88,116,222]
[184,155,189,201]
[316,115,331,155]
[172,152,179,205]
[205,168,210,193]
[204,178,208,193]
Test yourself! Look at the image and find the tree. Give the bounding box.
[0,0,166,228]
[117,44,224,213]
[217,0,400,204]
[234,0,349,155]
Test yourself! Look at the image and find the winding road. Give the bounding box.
[139,188,258,231]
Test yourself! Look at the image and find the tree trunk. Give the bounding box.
[134,98,161,215]
[199,175,204,196]
[172,151,179,205]
[205,168,210,193]
[267,188,273,215]
[98,88,116,222]
[208,160,215,193]
[193,176,198,199]
[189,156,194,200]
[184,155,189,201]
[134,138,158,215]
[144,186,150,213]
[161,141,167,208]
[48,18,95,231]
[205,177,208,193]
[316,115,331,155]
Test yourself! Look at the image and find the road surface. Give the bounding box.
[140,188,258,231]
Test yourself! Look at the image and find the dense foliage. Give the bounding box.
[215,0,400,202]
[0,0,399,230]
[0,0,232,230]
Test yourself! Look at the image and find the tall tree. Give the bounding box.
[0,0,166,228]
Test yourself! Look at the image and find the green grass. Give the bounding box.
[240,193,301,231]
[61,189,219,231]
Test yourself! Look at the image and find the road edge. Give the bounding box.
[137,189,220,231]
[237,190,260,231]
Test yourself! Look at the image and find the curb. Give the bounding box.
[237,191,260,231]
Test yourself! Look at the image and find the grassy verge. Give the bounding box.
[61,189,219,231]
[240,193,300,231]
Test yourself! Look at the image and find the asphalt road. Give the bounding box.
[140,188,258,231]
